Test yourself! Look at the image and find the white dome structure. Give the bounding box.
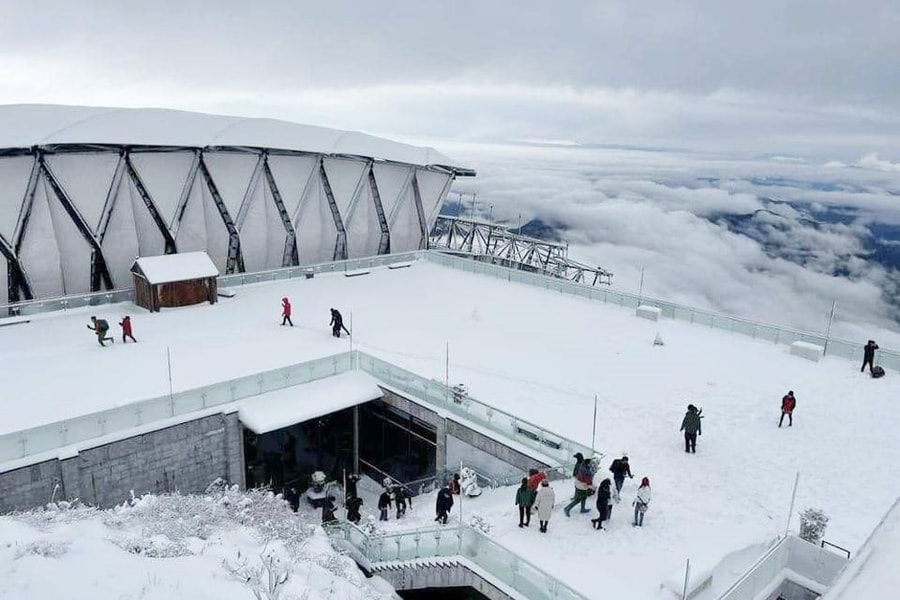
[0,104,475,303]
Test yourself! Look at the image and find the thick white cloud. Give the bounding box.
[437,141,900,345]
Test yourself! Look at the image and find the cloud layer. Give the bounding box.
[436,141,900,346]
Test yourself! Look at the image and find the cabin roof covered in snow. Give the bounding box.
[0,104,472,172]
[133,252,219,284]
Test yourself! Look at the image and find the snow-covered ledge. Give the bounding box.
[790,341,824,362]
[636,305,661,321]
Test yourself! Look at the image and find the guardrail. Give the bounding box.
[715,536,847,600]
[0,353,354,464]
[421,251,900,371]
[356,352,593,469]
[328,521,590,600]
[0,350,589,471]
[3,248,895,370]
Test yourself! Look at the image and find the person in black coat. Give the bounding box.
[609,455,633,502]
[378,489,392,521]
[591,479,612,530]
[393,485,412,518]
[435,484,455,524]
[346,495,363,524]
[861,340,879,374]
[330,308,347,338]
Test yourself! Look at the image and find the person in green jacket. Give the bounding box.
[680,404,702,453]
[515,477,536,527]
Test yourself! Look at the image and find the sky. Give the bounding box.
[2,260,899,598]
[2,1,900,158]
[3,1,900,340]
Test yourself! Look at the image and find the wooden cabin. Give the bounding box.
[131,252,219,312]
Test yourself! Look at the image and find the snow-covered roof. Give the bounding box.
[237,371,383,434]
[133,252,219,284]
[0,104,472,172]
[821,497,900,600]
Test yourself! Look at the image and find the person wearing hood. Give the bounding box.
[281,297,293,326]
[680,404,702,453]
[633,477,652,527]
[533,479,556,533]
[591,478,613,530]
[861,339,879,374]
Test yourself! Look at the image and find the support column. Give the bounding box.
[353,405,360,474]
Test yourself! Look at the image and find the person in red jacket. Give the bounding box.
[118,315,137,343]
[281,297,293,326]
[779,390,796,427]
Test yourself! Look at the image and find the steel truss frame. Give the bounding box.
[429,215,613,286]
[0,145,468,301]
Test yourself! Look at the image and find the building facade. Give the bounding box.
[0,105,474,303]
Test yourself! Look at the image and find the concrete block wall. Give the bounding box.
[0,412,243,513]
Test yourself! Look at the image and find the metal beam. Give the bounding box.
[411,174,428,250]
[199,156,244,274]
[319,158,347,261]
[40,157,115,292]
[125,153,177,254]
[367,164,391,255]
[262,156,299,267]
[171,150,201,239]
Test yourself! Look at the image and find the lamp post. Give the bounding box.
[488,204,494,222]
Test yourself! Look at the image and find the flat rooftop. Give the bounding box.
[3,258,899,598]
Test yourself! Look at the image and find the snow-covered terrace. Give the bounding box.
[2,252,900,599]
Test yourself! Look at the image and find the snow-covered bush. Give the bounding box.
[14,538,70,559]
[469,513,492,535]
[799,508,829,545]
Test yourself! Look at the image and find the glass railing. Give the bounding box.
[0,353,353,463]
[0,252,427,319]
[4,248,896,371]
[327,521,590,600]
[421,251,900,371]
[715,536,847,600]
[356,352,594,469]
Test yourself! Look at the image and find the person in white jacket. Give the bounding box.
[633,477,651,527]
[533,479,556,533]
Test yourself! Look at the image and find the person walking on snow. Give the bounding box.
[564,452,595,517]
[393,484,411,518]
[515,477,535,528]
[435,483,455,524]
[591,478,613,530]
[610,454,633,502]
[633,477,651,527]
[377,489,392,522]
[680,404,702,453]
[87,316,113,346]
[118,315,137,343]
[281,297,293,326]
[779,391,796,427]
[330,308,349,338]
[533,479,556,533]
[861,339,879,374]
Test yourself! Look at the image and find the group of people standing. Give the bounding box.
[515,454,652,533]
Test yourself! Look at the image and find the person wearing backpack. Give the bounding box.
[680,404,702,453]
[87,316,114,346]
